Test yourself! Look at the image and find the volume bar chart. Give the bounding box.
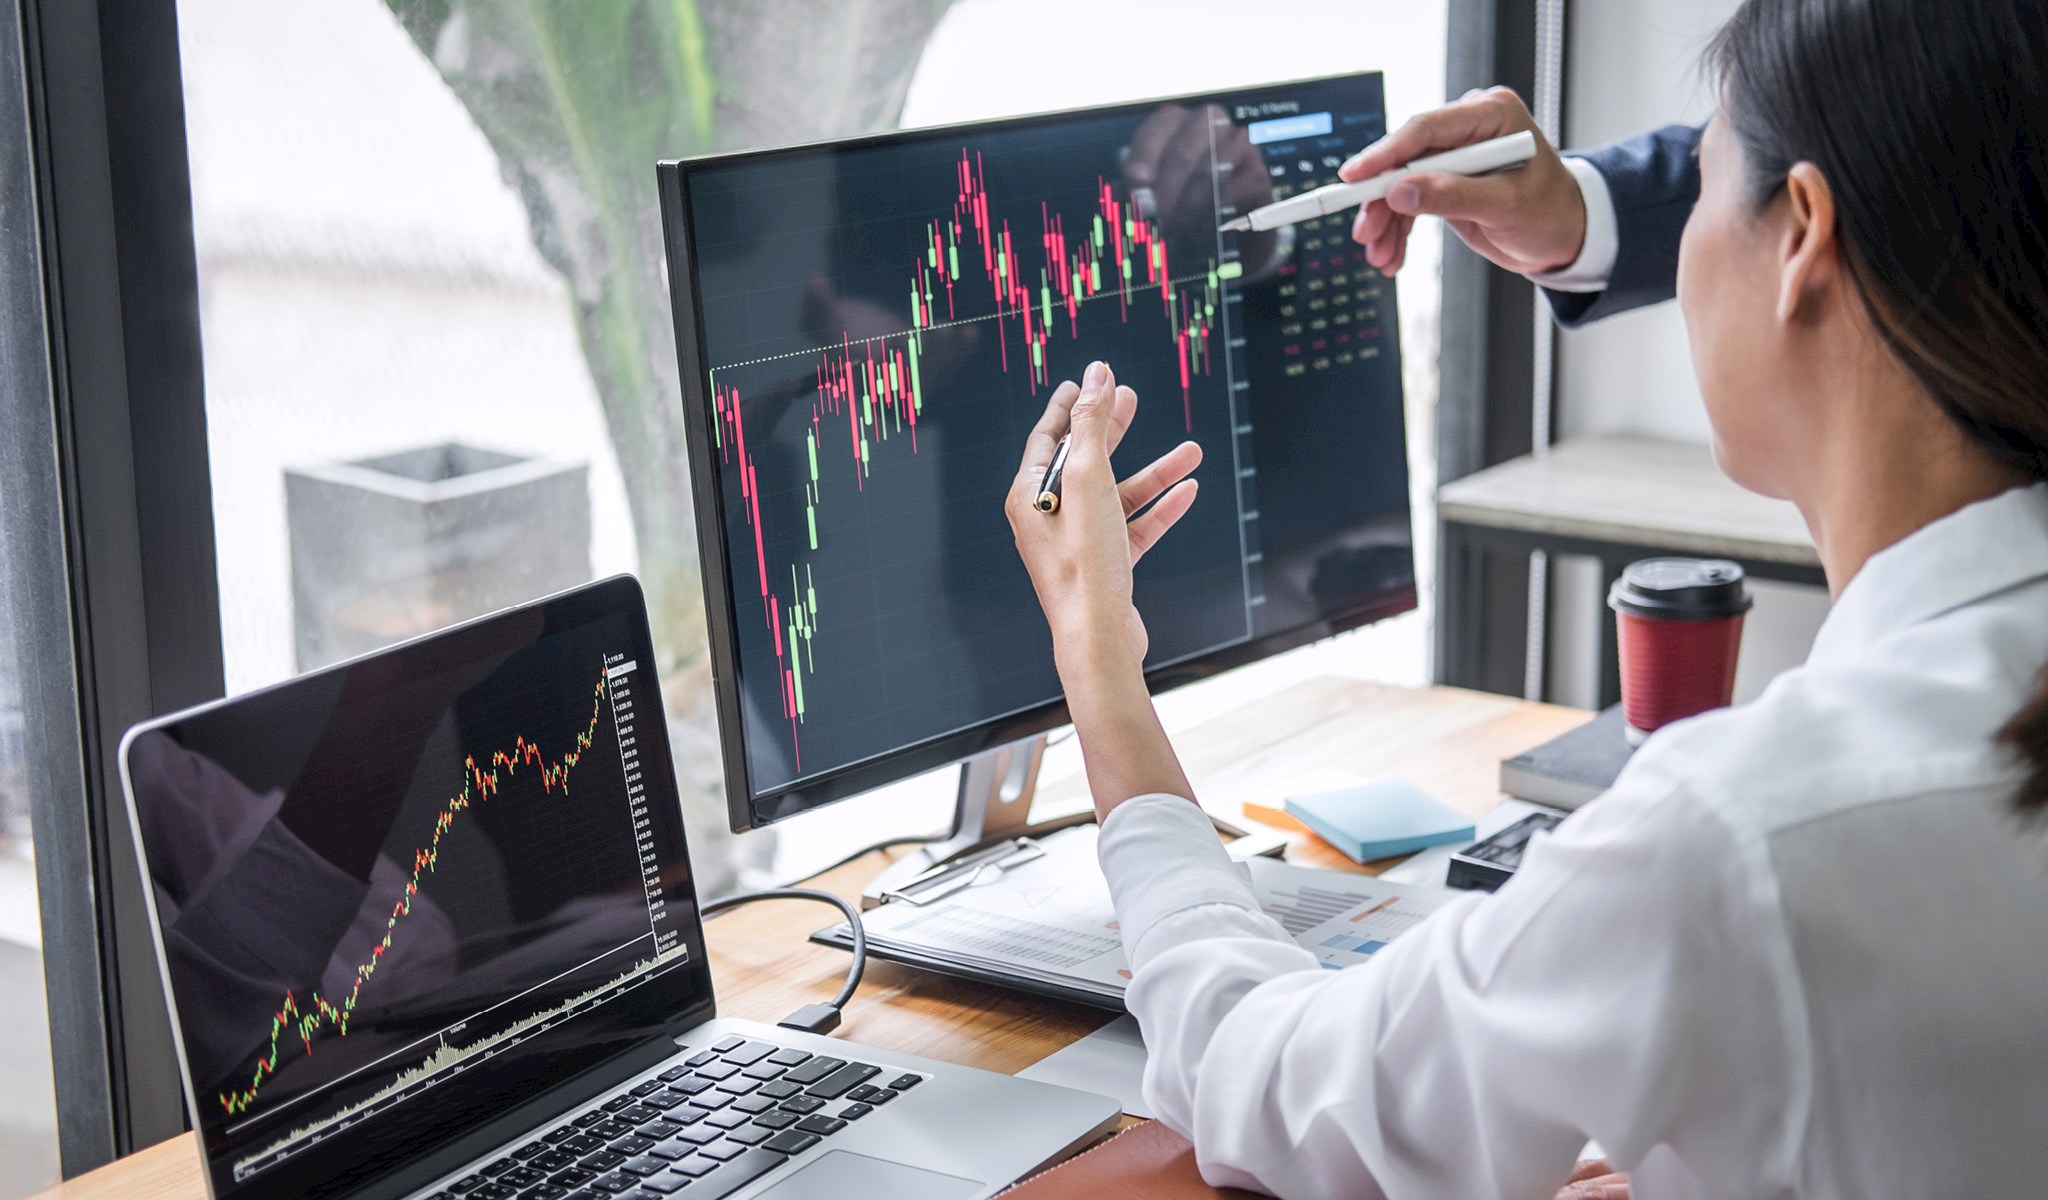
[237,944,689,1181]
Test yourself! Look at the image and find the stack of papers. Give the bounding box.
[827,825,1451,1004]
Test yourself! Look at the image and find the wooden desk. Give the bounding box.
[34,681,1586,1200]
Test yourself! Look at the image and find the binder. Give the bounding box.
[808,825,1450,1010]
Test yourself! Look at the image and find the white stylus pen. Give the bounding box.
[1218,129,1539,233]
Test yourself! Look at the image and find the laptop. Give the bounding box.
[119,576,1119,1200]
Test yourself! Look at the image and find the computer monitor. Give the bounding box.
[658,71,1414,840]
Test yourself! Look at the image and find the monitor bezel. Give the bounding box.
[117,574,720,1200]
[656,71,1417,834]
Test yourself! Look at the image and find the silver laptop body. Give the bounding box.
[119,576,1118,1200]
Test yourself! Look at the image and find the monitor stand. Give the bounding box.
[859,734,1289,909]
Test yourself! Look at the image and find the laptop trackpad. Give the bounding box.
[753,1150,983,1199]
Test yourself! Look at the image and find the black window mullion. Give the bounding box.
[21,0,222,1168]
[2,0,115,1178]
[1434,0,1545,694]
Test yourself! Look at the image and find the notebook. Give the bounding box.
[1497,705,1635,810]
[815,824,1450,1008]
[1282,780,1475,863]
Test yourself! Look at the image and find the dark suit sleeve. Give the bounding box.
[1543,123,1703,328]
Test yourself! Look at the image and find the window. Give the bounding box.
[180,0,1444,887]
[0,586,59,1198]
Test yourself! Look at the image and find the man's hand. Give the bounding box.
[1343,86,1586,276]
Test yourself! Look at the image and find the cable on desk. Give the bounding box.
[700,887,866,1035]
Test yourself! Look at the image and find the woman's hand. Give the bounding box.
[1005,360,1204,816]
[1343,86,1585,276]
[1554,1159,1630,1200]
[1005,360,1201,677]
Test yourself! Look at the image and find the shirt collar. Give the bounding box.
[1808,482,2048,668]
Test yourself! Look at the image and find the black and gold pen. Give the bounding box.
[1034,435,1072,514]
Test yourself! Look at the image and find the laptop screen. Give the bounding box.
[122,577,713,1199]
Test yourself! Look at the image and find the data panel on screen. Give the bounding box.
[676,74,1413,805]
[126,591,707,1196]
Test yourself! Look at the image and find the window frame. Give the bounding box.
[17,0,222,1171]
[1434,0,1561,695]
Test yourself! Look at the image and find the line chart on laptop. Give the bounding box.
[216,653,691,1181]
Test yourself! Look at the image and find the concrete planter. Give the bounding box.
[285,444,590,672]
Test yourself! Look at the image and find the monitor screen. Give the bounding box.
[660,73,1415,831]
[121,577,712,1200]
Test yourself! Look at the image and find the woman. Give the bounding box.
[1003,0,2048,1196]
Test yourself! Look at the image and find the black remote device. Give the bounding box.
[1445,812,1564,892]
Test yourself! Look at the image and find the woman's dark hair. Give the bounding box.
[1709,0,2048,811]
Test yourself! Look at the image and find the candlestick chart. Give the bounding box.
[706,148,1244,777]
[679,75,1416,807]
[216,664,613,1119]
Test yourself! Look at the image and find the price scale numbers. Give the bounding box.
[1265,151,1385,378]
[606,653,678,957]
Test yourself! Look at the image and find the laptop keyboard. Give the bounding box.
[423,1036,924,1200]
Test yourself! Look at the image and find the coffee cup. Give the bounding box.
[1608,558,1753,745]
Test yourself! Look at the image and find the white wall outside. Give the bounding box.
[1555,0,1728,443]
[1544,0,1831,710]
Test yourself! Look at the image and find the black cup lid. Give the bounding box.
[1607,557,1754,619]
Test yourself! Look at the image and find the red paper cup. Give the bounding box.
[1609,558,1752,744]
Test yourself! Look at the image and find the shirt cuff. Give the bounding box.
[1527,156,1618,293]
[1098,794,1273,968]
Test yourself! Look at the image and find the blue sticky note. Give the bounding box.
[1283,779,1475,863]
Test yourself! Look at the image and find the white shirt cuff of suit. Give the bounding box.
[1526,156,1618,293]
[1097,794,1288,971]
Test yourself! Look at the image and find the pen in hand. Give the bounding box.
[1035,435,1073,514]
[1219,129,1538,233]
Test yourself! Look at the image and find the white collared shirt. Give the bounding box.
[1097,483,2048,1199]
[1529,156,1620,293]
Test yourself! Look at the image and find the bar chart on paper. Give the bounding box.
[1291,900,1443,968]
[1244,859,1447,971]
[1260,883,1383,936]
